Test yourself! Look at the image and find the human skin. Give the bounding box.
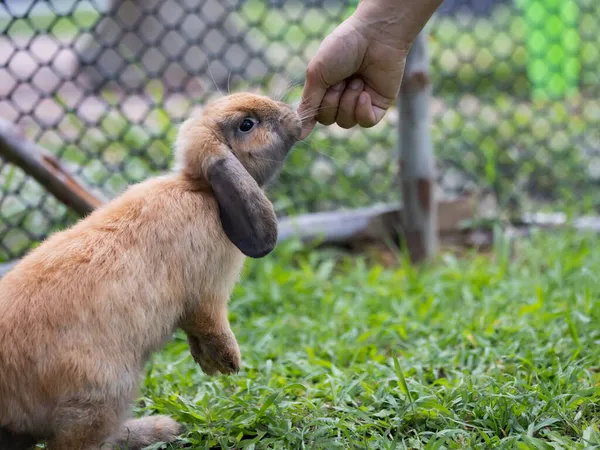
[298,0,444,139]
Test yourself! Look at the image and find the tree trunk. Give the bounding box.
[398,30,438,263]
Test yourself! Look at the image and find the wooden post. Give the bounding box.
[398,30,438,262]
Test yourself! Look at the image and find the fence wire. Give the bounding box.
[0,0,599,261]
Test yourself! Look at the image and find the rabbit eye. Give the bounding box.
[239,118,256,133]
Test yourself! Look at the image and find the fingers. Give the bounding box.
[298,60,329,140]
[311,82,390,131]
[358,82,396,127]
[355,92,376,127]
[336,78,363,129]
[299,74,393,138]
[355,91,389,128]
[316,81,345,125]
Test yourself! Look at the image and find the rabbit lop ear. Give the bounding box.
[207,155,278,258]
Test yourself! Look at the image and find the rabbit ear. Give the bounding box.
[207,155,278,258]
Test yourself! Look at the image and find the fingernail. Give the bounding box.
[350,78,362,90]
[359,93,367,105]
[332,82,344,91]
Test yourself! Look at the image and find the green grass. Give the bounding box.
[133,229,600,449]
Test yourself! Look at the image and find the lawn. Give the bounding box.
[136,229,600,449]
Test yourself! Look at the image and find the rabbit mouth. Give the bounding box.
[279,129,301,153]
[289,124,302,142]
[249,136,295,187]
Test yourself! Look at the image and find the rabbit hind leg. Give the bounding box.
[111,415,184,450]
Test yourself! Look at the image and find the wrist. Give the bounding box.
[354,0,442,48]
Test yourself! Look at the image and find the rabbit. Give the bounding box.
[0,92,302,450]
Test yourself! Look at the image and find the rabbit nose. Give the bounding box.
[280,113,301,140]
[279,113,294,127]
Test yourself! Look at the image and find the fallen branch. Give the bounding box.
[0,119,104,216]
[278,196,474,247]
[278,204,400,245]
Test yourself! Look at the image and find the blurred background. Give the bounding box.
[0,0,599,261]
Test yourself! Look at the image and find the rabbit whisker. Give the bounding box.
[297,106,335,117]
[296,143,343,165]
[276,80,303,103]
[297,87,340,105]
[253,156,287,164]
[207,66,223,97]
[297,105,339,121]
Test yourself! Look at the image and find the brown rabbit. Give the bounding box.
[0,92,301,450]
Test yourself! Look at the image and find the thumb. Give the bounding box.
[297,61,329,140]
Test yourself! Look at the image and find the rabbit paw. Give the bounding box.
[188,331,241,376]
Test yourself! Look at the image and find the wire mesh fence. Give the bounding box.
[0,0,599,261]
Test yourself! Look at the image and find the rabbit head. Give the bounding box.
[174,92,301,259]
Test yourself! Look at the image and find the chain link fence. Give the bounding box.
[1,0,599,261]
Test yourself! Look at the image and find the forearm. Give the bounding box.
[354,0,443,48]
[179,299,230,336]
[180,298,241,375]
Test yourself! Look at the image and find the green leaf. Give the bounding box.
[255,391,280,419]
[392,353,414,410]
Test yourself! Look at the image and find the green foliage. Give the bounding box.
[137,230,600,449]
[432,94,600,216]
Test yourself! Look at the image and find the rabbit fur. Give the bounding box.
[0,92,301,450]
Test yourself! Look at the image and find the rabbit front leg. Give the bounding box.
[180,298,241,376]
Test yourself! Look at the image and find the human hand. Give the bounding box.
[297,0,442,139]
[297,11,408,138]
